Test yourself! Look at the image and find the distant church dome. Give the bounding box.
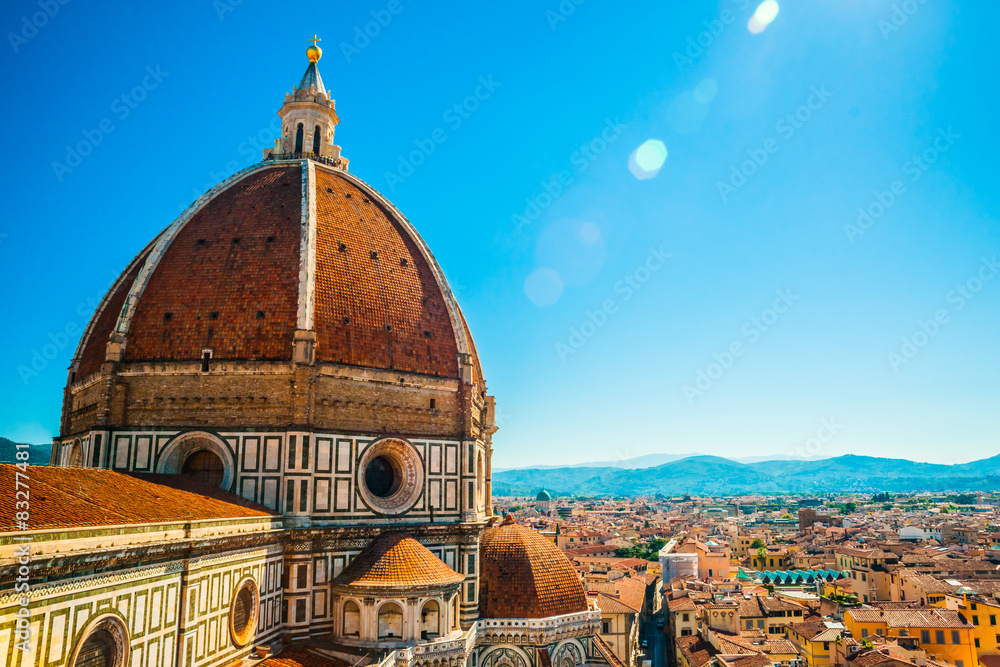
[536,489,552,502]
[478,516,587,619]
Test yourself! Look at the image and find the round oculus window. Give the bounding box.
[365,455,401,498]
[229,578,259,647]
[357,439,424,515]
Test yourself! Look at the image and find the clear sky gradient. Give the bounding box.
[1,1,998,469]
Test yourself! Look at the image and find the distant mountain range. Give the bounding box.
[0,438,50,465]
[492,454,1000,496]
[493,452,824,472]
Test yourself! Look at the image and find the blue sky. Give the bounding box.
[1,0,998,469]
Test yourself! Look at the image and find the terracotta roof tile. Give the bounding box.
[313,169,459,377]
[846,608,972,628]
[123,166,303,362]
[0,465,273,531]
[676,635,718,667]
[258,647,348,667]
[332,532,463,590]
[480,518,588,619]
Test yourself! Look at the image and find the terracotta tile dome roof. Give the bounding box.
[332,532,464,591]
[73,160,480,383]
[479,516,588,619]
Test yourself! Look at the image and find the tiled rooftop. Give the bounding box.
[479,517,588,619]
[0,465,273,531]
[332,532,463,589]
[123,166,303,363]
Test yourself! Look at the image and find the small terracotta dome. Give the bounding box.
[479,517,588,619]
[332,532,463,591]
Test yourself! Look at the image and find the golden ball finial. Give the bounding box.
[307,35,322,63]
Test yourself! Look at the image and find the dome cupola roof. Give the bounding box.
[479,516,588,619]
[331,532,464,592]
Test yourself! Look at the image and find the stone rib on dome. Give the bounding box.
[479,518,588,619]
[332,533,463,590]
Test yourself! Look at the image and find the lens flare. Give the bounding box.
[629,139,668,180]
[693,78,719,105]
[748,0,779,33]
[524,268,564,306]
[579,221,601,244]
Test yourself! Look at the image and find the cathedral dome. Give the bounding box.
[478,516,588,619]
[536,489,552,502]
[73,162,482,383]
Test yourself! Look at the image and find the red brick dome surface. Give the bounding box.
[479,518,588,619]
[75,161,479,382]
[332,532,464,589]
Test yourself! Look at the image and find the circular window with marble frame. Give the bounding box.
[229,577,260,647]
[356,438,425,516]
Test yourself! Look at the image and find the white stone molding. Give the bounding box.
[297,159,318,331]
[154,430,237,490]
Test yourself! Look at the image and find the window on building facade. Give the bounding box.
[75,629,117,667]
[229,579,258,647]
[181,450,224,487]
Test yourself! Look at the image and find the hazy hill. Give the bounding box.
[0,437,50,465]
[493,453,1000,496]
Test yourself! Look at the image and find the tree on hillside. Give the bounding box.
[842,502,857,514]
